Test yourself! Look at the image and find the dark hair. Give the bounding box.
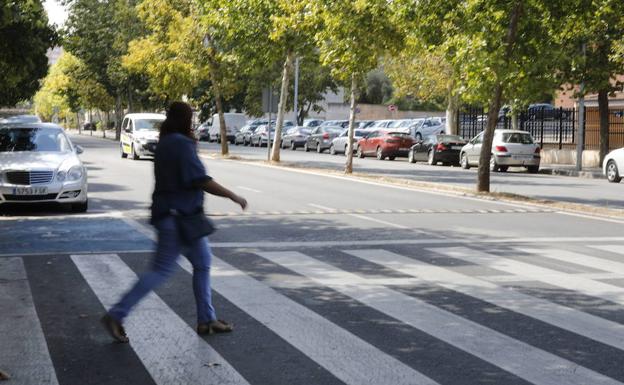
[160,101,194,139]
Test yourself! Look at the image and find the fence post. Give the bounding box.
[540,109,544,148]
[558,107,563,150]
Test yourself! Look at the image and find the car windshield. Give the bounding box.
[387,132,412,138]
[0,127,72,152]
[325,128,343,134]
[355,130,368,137]
[437,135,464,142]
[135,119,163,131]
[0,115,41,124]
[502,132,534,144]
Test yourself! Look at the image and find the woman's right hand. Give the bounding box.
[233,195,248,211]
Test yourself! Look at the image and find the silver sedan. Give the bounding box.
[329,129,372,155]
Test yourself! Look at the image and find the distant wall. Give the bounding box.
[310,103,445,121]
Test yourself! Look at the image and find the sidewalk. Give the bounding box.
[65,129,117,140]
[539,164,604,179]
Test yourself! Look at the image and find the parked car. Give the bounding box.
[527,103,566,120]
[120,113,165,160]
[408,134,467,165]
[234,124,254,145]
[330,129,371,155]
[408,118,445,140]
[281,127,312,150]
[82,122,97,131]
[603,147,624,183]
[320,120,350,128]
[0,123,88,212]
[302,119,324,127]
[208,113,248,143]
[356,130,416,160]
[0,115,41,125]
[304,126,343,153]
[196,123,210,141]
[369,120,397,129]
[460,129,541,173]
[356,120,376,129]
[250,124,274,147]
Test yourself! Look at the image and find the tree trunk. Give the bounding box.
[271,51,294,162]
[477,1,522,193]
[345,74,357,174]
[214,86,228,156]
[445,87,459,135]
[115,93,123,141]
[598,89,609,164]
[511,113,519,130]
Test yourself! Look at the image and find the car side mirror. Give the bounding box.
[75,145,84,154]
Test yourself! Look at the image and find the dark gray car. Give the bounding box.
[281,127,311,150]
[304,126,343,153]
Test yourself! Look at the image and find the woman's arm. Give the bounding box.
[202,179,247,210]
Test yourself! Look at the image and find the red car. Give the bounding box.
[356,130,416,160]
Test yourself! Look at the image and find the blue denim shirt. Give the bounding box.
[150,133,211,223]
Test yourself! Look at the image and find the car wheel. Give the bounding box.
[304,143,310,152]
[357,146,364,158]
[317,143,323,153]
[527,165,539,174]
[499,165,509,172]
[427,150,436,165]
[489,156,499,172]
[291,141,297,151]
[415,133,422,141]
[607,160,622,183]
[120,144,127,158]
[230,139,235,145]
[131,144,139,160]
[330,144,336,155]
[71,199,88,213]
[460,153,470,169]
[376,147,385,160]
[388,156,396,161]
[408,150,416,163]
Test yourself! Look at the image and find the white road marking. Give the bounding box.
[482,272,624,283]
[236,186,262,193]
[0,211,126,221]
[72,254,250,385]
[347,249,624,353]
[518,248,624,275]
[433,247,624,308]
[309,203,412,230]
[0,258,59,385]
[591,245,624,255]
[257,251,620,385]
[177,257,437,385]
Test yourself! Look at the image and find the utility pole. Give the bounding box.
[293,57,300,125]
[576,43,586,172]
[267,85,272,162]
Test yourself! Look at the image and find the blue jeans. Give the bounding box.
[109,216,217,324]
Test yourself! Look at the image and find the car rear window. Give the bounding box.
[437,135,464,142]
[387,132,412,138]
[502,132,534,144]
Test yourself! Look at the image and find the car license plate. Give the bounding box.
[13,187,47,195]
[513,155,533,160]
[400,147,409,151]
[452,146,463,150]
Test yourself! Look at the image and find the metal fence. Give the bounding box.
[458,106,624,150]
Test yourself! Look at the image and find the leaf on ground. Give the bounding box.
[204,362,221,368]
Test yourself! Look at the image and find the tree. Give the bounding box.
[310,0,405,173]
[555,0,624,164]
[359,69,393,105]
[409,0,563,192]
[290,54,338,125]
[0,0,56,106]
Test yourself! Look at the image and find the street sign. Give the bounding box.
[388,105,398,112]
[262,88,279,113]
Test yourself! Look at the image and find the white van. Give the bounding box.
[208,113,247,143]
[120,113,166,160]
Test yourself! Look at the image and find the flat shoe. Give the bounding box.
[101,314,129,343]
[197,319,233,335]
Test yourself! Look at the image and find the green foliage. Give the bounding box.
[0,0,56,106]
[358,69,393,105]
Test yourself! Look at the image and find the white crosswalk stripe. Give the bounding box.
[0,258,59,385]
[345,249,624,352]
[591,245,624,256]
[433,247,624,307]
[71,254,250,385]
[256,250,622,385]
[177,256,438,385]
[517,247,624,275]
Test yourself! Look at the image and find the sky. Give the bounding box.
[43,0,68,27]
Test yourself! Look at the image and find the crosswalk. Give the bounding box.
[3,242,624,384]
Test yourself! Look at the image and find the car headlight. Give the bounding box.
[56,171,67,182]
[67,166,84,181]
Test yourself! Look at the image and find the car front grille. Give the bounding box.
[3,193,58,201]
[5,171,54,185]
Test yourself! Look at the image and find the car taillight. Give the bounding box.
[436,143,448,151]
[385,137,400,143]
[495,145,508,152]
[535,147,541,154]
[323,133,330,139]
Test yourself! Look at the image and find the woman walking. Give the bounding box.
[101,101,247,342]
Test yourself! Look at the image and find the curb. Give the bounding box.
[539,167,604,179]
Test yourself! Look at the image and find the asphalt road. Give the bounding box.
[197,140,623,210]
[2,134,624,385]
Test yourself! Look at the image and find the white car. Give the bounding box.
[208,113,248,143]
[408,118,444,140]
[603,148,624,183]
[460,129,541,173]
[0,123,88,212]
[120,113,165,160]
[330,129,372,155]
